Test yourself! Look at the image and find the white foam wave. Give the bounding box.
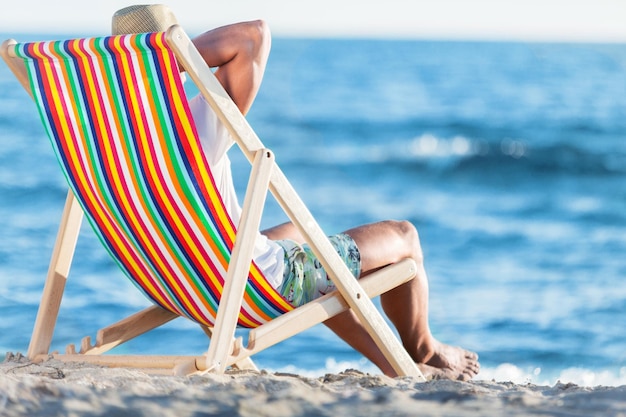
[409,134,480,159]
[269,359,626,387]
[476,363,626,387]
[408,133,533,161]
[412,133,530,160]
[268,357,379,378]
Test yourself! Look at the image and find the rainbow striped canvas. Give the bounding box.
[15,32,293,328]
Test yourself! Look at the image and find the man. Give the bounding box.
[112,5,479,380]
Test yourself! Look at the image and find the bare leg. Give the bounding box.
[324,220,480,380]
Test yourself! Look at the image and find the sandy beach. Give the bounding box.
[1,353,624,417]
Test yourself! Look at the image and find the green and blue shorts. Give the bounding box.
[275,233,361,307]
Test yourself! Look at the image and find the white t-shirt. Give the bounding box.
[188,94,285,289]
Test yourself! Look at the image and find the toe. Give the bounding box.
[458,371,472,381]
[465,351,479,360]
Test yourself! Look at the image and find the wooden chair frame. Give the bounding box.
[1,25,425,380]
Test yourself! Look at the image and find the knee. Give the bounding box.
[394,220,423,265]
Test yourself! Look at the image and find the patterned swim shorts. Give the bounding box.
[275,233,361,307]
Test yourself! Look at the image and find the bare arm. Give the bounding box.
[191,19,271,115]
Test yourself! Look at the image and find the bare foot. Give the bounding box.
[416,363,475,381]
[419,341,480,381]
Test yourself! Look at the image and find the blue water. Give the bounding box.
[1,35,625,386]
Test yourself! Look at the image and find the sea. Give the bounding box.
[1,33,625,387]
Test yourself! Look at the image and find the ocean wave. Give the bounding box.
[277,133,626,178]
[477,363,626,387]
[0,182,66,209]
[448,142,626,179]
[268,359,626,387]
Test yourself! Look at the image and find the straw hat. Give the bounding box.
[112,4,178,35]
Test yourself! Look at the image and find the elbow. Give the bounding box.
[246,19,271,60]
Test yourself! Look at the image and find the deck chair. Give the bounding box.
[1,26,424,379]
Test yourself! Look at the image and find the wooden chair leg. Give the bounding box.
[204,149,274,373]
[27,190,83,359]
[72,305,179,355]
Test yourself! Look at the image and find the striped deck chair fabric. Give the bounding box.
[15,32,294,328]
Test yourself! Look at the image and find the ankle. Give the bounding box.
[408,335,437,364]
